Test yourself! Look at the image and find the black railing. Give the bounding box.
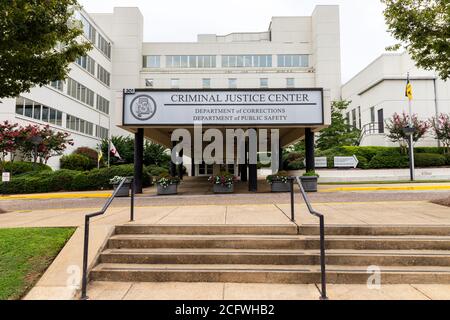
[290,177,327,300]
[80,177,135,300]
[359,122,381,144]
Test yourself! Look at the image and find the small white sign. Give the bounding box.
[2,172,11,182]
[334,155,359,169]
[303,157,328,168]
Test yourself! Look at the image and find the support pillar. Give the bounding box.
[178,148,184,180]
[134,128,144,194]
[191,147,196,177]
[278,147,284,172]
[240,142,248,182]
[305,128,315,173]
[248,140,257,192]
[169,141,177,177]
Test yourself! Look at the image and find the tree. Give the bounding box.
[0,0,92,98]
[0,121,20,168]
[430,113,450,153]
[144,141,170,167]
[316,100,361,151]
[386,112,430,152]
[382,0,450,80]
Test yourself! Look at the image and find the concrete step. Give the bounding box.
[99,248,450,266]
[115,225,298,236]
[107,234,450,251]
[299,225,450,236]
[90,263,450,284]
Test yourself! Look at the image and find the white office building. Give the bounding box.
[342,52,450,147]
[1,5,341,172]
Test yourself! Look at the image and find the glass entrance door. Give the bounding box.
[198,162,213,176]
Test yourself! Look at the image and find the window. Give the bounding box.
[286,78,295,88]
[358,106,362,129]
[260,78,268,88]
[96,125,109,140]
[166,55,216,68]
[143,55,161,68]
[277,54,309,67]
[228,78,237,89]
[67,78,95,107]
[171,78,180,89]
[346,112,350,125]
[352,109,357,128]
[202,78,211,89]
[222,55,272,68]
[96,95,110,114]
[50,80,64,91]
[76,55,95,75]
[370,107,375,123]
[97,34,111,59]
[80,15,97,43]
[15,97,62,126]
[97,64,111,86]
[66,114,94,135]
[145,79,154,87]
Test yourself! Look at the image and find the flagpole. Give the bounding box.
[407,72,415,181]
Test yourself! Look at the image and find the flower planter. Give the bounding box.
[270,181,291,193]
[301,176,318,193]
[113,182,131,197]
[157,183,178,195]
[213,184,234,194]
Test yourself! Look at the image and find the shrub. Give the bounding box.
[48,169,80,191]
[86,164,151,190]
[368,154,409,169]
[445,154,450,165]
[146,165,169,177]
[414,153,447,167]
[73,147,100,169]
[286,160,304,170]
[60,154,91,171]
[0,161,52,175]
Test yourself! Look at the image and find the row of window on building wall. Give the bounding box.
[346,106,385,134]
[76,12,112,59]
[145,78,297,89]
[143,54,309,69]
[49,78,109,115]
[15,96,110,140]
[75,55,111,87]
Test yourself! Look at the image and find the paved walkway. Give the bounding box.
[1,200,449,300]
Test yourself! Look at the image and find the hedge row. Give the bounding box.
[0,161,52,175]
[0,164,152,195]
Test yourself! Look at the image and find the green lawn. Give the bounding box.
[0,227,75,300]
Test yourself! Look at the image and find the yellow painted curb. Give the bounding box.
[320,185,450,193]
[0,193,112,201]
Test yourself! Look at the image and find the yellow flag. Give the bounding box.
[405,79,413,101]
[98,150,103,163]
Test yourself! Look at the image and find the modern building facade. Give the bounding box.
[0,9,113,169]
[342,52,450,147]
[1,5,340,177]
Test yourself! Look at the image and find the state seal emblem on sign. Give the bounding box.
[130,95,157,121]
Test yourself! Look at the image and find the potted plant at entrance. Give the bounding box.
[110,176,131,197]
[300,171,319,192]
[266,171,291,193]
[156,173,180,195]
[209,172,237,194]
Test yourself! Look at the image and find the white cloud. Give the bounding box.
[79,0,397,82]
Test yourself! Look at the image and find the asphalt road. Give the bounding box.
[0,190,448,212]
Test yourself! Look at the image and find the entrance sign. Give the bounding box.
[123,89,324,126]
[2,172,11,182]
[334,156,359,169]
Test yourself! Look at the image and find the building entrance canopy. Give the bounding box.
[123,88,324,127]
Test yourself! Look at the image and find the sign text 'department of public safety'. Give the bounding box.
[123,89,324,126]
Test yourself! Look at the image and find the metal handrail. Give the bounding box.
[80,177,135,300]
[290,176,327,300]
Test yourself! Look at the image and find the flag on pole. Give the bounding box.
[110,142,122,160]
[405,76,413,101]
[98,149,103,164]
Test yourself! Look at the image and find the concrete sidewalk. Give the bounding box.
[1,201,449,300]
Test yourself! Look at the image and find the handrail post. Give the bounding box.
[319,215,328,300]
[80,216,90,300]
[290,178,295,222]
[130,178,135,222]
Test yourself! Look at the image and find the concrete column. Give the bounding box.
[178,148,184,180]
[134,128,144,194]
[248,140,257,192]
[305,128,315,173]
[169,141,177,177]
[191,147,196,177]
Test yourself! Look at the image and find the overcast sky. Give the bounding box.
[79,0,397,83]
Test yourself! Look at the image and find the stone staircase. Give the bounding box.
[90,224,450,284]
